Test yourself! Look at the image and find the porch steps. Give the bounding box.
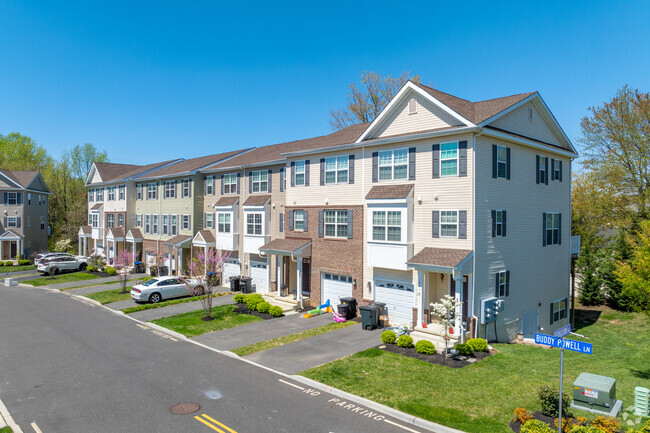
[410,328,460,354]
[262,292,298,312]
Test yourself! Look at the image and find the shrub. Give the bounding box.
[554,417,580,433]
[105,266,117,276]
[566,426,600,433]
[245,294,264,311]
[454,343,473,356]
[256,301,271,313]
[513,408,534,425]
[269,306,283,317]
[4,261,13,266]
[415,340,436,355]
[590,416,619,433]
[381,330,397,344]
[19,259,31,266]
[538,385,572,418]
[0,262,4,267]
[520,419,555,433]
[233,293,246,303]
[86,265,96,272]
[467,338,488,352]
[397,335,413,348]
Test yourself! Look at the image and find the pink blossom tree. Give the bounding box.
[115,250,133,294]
[148,251,165,276]
[182,248,230,320]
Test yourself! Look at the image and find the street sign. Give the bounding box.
[535,333,593,354]
[554,324,572,338]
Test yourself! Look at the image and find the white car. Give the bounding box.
[37,256,88,275]
[34,252,74,266]
[130,276,202,303]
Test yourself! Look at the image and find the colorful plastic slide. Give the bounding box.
[303,299,332,318]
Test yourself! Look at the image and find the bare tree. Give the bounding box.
[329,71,421,130]
[182,248,230,320]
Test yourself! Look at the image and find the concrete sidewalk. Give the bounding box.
[67,282,125,295]
[127,294,235,321]
[192,311,333,351]
[31,273,148,291]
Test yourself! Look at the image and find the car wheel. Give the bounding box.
[79,263,87,271]
[52,267,59,275]
[149,292,162,303]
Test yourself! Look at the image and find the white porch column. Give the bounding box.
[453,269,464,342]
[18,238,22,259]
[276,255,283,294]
[131,242,135,262]
[204,246,208,276]
[178,248,183,276]
[78,236,82,256]
[296,256,303,309]
[266,253,271,293]
[168,245,173,274]
[417,270,424,327]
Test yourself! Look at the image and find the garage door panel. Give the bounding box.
[374,280,414,326]
[222,260,240,283]
[322,273,352,305]
[250,261,268,292]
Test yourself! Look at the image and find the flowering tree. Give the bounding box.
[430,295,463,355]
[148,251,165,276]
[182,248,230,320]
[115,250,133,294]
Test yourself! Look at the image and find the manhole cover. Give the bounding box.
[170,402,201,415]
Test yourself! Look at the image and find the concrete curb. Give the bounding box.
[0,395,24,432]
[142,322,188,340]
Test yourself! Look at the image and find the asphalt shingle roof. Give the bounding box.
[407,247,472,268]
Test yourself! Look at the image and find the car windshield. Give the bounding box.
[141,279,158,287]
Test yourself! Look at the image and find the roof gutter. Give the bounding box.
[482,128,578,158]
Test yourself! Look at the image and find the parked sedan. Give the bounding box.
[34,252,74,266]
[36,256,88,275]
[130,276,201,303]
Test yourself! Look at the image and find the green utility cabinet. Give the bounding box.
[571,373,623,416]
[635,387,649,417]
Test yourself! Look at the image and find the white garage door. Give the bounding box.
[322,273,353,305]
[374,279,415,327]
[250,261,268,292]
[222,259,240,283]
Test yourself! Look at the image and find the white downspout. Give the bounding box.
[472,129,483,339]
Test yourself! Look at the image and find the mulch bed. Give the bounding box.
[234,302,283,320]
[377,343,494,368]
[509,411,564,433]
[85,271,112,278]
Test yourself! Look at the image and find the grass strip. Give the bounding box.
[0,264,36,273]
[121,292,230,314]
[150,304,261,337]
[24,272,100,286]
[232,320,358,357]
[60,277,142,291]
[0,426,13,433]
[84,287,134,304]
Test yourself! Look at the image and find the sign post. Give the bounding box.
[535,330,592,433]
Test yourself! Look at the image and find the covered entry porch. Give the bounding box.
[164,234,192,276]
[0,230,23,260]
[106,228,126,265]
[407,248,473,341]
[78,226,91,256]
[259,238,312,309]
[125,229,144,264]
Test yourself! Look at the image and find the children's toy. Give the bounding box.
[332,309,347,323]
[385,325,409,337]
[303,300,333,318]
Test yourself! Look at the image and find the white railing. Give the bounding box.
[570,235,581,257]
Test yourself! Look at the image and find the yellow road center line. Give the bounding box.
[194,415,226,433]
[201,414,238,433]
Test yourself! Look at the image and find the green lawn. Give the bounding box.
[0,264,36,273]
[232,321,358,357]
[60,277,141,291]
[84,287,134,304]
[120,293,229,314]
[150,304,261,337]
[24,272,100,286]
[0,426,13,433]
[301,306,650,433]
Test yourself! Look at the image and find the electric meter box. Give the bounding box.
[572,373,617,411]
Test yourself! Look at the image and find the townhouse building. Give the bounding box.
[0,170,49,259]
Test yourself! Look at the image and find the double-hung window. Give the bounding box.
[251,171,268,193]
[372,211,401,242]
[40,216,45,230]
[217,213,231,233]
[294,210,306,231]
[246,213,262,235]
[6,217,17,228]
[205,176,214,195]
[28,193,31,205]
[324,210,348,238]
[379,149,408,180]
[119,185,125,200]
[7,192,17,206]
[170,215,178,235]
[162,215,169,235]
[553,160,561,180]
[182,215,190,231]
[545,212,560,245]
[539,156,548,184]
[146,183,157,200]
[136,184,143,200]
[144,215,151,234]
[497,270,508,297]
[440,142,458,176]
[295,161,306,186]
[496,145,508,179]
[325,156,348,184]
[88,189,94,202]
[136,214,142,227]
[182,179,191,198]
[164,181,176,199]
[95,188,104,201]
[223,174,237,194]
[440,211,458,237]
[152,215,159,234]
[205,213,214,229]
[551,299,567,323]
[107,214,114,228]
[493,210,506,237]
[118,214,124,227]
[107,187,116,201]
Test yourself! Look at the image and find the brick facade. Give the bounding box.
[284,205,364,308]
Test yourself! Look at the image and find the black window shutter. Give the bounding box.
[536,156,540,184]
[320,158,325,185]
[459,141,467,177]
[188,215,191,229]
[188,179,192,198]
[221,174,225,195]
[542,212,547,246]
[16,217,20,228]
[280,168,285,192]
[304,210,309,232]
[544,157,549,185]
[288,210,294,231]
[502,210,507,237]
[432,211,440,238]
[372,152,379,183]
[432,144,440,178]
[347,209,353,239]
[459,210,467,239]
[305,160,310,186]
[550,158,555,181]
[249,172,253,193]
[3,217,6,226]
[279,213,284,232]
[267,169,272,192]
[495,273,500,297]
[505,270,510,296]
[506,147,511,180]
[318,210,324,238]
[492,145,498,178]
[3,193,7,205]
[491,210,497,237]
[291,162,295,187]
[204,176,208,195]
[550,303,554,324]
[409,147,416,180]
[558,160,563,182]
[17,193,21,205]
[236,173,240,194]
[558,213,562,245]
[348,155,355,184]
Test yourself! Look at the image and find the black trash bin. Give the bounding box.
[133,261,145,274]
[340,297,357,319]
[159,266,169,276]
[230,276,241,292]
[206,272,219,287]
[241,277,252,293]
[359,304,379,330]
[337,304,349,318]
[372,302,387,327]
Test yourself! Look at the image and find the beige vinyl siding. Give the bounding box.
[427,272,450,303]
[0,179,14,189]
[286,150,363,206]
[490,101,562,147]
[102,184,127,213]
[372,93,462,139]
[90,169,103,184]
[474,135,571,341]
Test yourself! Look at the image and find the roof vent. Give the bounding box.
[408,98,417,115]
[528,107,534,121]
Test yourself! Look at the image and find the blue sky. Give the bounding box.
[1,0,648,165]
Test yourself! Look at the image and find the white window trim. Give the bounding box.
[553,160,561,180]
[552,298,567,323]
[440,141,459,177]
[496,145,508,179]
[118,214,124,227]
[182,178,191,198]
[205,212,214,229]
[294,210,306,231]
[107,214,115,228]
[162,215,169,235]
[440,210,459,238]
[119,185,125,200]
[539,156,548,184]
[495,209,504,237]
[170,215,178,235]
[205,176,214,195]
[136,184,143,200]
[7,217,17,228]
[545,212,560,245]
[217,212,232,234]
[223,173,237,194]
[164,181,176,199]
[7,192,17,206]
[152,215,159,234]
[144,215,151,234]
[95,188,104,201]
[136,214,142,227]
[295,161,306,186]
[369,207,405,244]
[182,214,191,231]
[146,183,158,200]
[88,189,94,202]
[244,211,265,236]
[498,270,507,297]
[378,148,408,181]
[107,187,116,201]
[374,279,414,292]
[325,156,349,184]
[251,170,268,193]
[324,209,348,238]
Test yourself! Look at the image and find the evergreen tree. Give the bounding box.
[578,242,604,306]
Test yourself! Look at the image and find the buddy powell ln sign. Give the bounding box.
[535,333,593,354]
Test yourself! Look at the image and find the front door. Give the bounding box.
[10,241,16,259]
[522,309,539,339]
[301,259,311,296]
[450,276,469,320]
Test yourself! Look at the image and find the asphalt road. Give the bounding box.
[0,285,430,433]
